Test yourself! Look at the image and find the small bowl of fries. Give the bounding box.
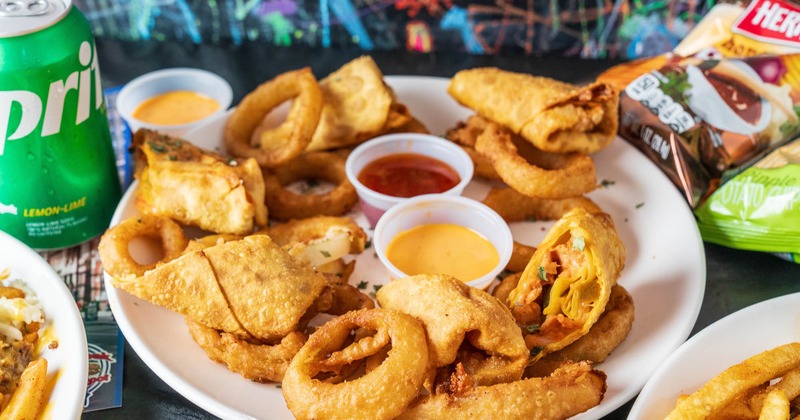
[345,133,474,227]
[372,194,513,290]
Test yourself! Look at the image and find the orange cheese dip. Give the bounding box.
[133,91,220,125]
[385,223,499,282]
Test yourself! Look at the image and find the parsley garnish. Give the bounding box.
[600,179,615,188]
[357,281,368,290]
[526,324,540,333]
[530,346,543,356]
[147,141,167,153]
[319,250,331,257]
[537,266,547,281]
[368,284,383,299]
[635,202,645,209]
[365,239,372,249]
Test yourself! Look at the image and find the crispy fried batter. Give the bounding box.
[224,67,323,168]
[526,285,635,377]
[448,67,618,155]
[264,152,358,221]
[509,207,626,363]
[398,361,607,419]
[282,308,429,420]
[474,122,597,199]
[133,129,268,234]
[110,235,328,341]
[377,274,528,391]
[185,319,307,383]
[482,186,602,223]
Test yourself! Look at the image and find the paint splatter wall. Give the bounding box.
[74,0,715,59]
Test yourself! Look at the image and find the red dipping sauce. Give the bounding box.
[357,153,460,198]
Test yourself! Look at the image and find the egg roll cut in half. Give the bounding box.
[110,235,328,342]
[133,129,268,235]
[447,68,618,155]
[508,207,626,363]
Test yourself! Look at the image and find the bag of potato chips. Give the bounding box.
[674,0,800,59]
[611,53,800,207]
[600,0,800,263]
[695,138,800,263]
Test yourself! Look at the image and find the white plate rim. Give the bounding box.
[628,291,800,419]
[105,75,707,419]
[0,230,89,419]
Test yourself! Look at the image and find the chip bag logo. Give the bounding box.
[733,0,800,47]
[84,343,116,408]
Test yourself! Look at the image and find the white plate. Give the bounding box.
[105,76,706,419]
[628,292,800,418]
[0,231,88,419]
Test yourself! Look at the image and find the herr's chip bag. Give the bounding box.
[600,0,800,263]
[610,53,800,207]
[695,138,800,263]
[674,0,800,59]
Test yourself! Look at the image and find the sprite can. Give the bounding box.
[0,0,122,250]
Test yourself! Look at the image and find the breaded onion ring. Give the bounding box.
[398,361,607,419]
[525,285,635,377]
[507,242,536,273]
[445,115,501,181]
[185,319,307,383]
[264,152,358,221]
[224,68,323,168]
[482,186,602,223]
[474,121,596,199]
[282,308,428,420]
[98,215,188,278]
[377,275,528,391]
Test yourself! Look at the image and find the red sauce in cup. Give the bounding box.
[357,153,460,198]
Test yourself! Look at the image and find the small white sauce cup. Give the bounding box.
[345,133,474,227]
[373,194,513,290]
[116,67,233,138]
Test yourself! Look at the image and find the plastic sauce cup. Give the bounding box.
[373,194,513,290]
[116,67,233,138]
[345,133,474,227]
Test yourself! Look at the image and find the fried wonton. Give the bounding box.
[133,129,267,235]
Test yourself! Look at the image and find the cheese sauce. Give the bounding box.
[385,223,499,282]
[133,91,220,125]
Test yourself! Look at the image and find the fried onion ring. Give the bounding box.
[185,319,307,382]
[377,274,528,391]
[98,215,188,278]
[482,186,602,223]
[264,152,358,220]
[445,115,501,181]
[224,67,323,168]
[282,308,428,420]
[397,361,607,419]
[474,121,596,199]
[525,285,635,377]
[507,242,536,273]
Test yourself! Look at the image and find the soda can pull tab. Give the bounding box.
[0,0,53,17]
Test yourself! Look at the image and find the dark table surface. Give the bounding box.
[85,38,800,420]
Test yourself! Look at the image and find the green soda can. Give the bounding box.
[0,0,122,250]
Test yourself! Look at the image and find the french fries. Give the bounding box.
[667,342,800,419]
[759,389,790,420]
[0,358,47,420]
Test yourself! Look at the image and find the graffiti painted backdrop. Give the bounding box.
[74,0,715,59]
